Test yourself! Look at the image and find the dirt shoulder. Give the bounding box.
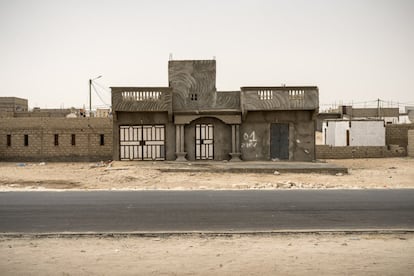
[1,233,413,275]
[0,157,413,190]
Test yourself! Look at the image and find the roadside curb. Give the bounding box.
[158,167,348,174]
[2,229,413,238]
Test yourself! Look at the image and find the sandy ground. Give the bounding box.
[0,157,413,190]
[1,233,413,276]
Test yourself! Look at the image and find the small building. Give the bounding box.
[0,97,28,117]
[340,105,399,124]
[322,119,385,146]
[95,108,111,118]
[111,59,319,162]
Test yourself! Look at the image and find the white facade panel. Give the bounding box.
[323,120,385,146]
[350,121,385,146]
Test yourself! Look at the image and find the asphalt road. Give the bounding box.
[0,190,413,233]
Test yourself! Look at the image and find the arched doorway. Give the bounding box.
[185,117,232,161]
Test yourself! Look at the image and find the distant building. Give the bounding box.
[95,108,111,118]
[339,105,399,124]
[0,97,28,117]
[111,59,319,162]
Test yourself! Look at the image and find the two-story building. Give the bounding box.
[111,59,319,162]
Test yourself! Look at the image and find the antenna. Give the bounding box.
[169,53,173,60]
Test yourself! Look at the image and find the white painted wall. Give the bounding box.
[323,120,349,146]
[323,120,385,146]
[350,121,385,146]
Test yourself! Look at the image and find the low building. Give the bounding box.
[111,59,319,162]
[340,105,399,124]
[322,119,385,146]
[0,117,112,162]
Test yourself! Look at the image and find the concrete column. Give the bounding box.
[175,125,181,152]
[180,125,185,153]
[235,124,240,151]
[229,124,242,162]
[231,125,236,153]
[175,124,187,161]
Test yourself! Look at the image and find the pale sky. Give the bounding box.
[1,0,413,110]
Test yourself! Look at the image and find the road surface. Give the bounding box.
[0,190,413,232]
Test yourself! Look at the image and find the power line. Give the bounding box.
[91,83,110,107]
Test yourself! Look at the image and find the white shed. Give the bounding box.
[322,119,385,146]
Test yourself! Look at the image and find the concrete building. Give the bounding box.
[339,105,399,124]
[95,108,111,118]
[0,117,112,162]
[0,97,28,117]
[322,119,385,146]
[111,59,319,162]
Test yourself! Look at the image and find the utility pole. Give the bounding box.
[377,98,380,118]
[89,79,92,113]
[89,75,102,117]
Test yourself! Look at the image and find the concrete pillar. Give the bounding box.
[229,124,242,161]
[175,124,187,161]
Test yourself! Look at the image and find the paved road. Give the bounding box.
[0,190,413,233]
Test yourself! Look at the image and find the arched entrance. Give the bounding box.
[185,117,232,161]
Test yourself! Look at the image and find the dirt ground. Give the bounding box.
[1,233,413,276]
[0,157,413,190]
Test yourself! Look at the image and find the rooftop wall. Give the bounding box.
[111,87,173,116]
[241,87,319,113]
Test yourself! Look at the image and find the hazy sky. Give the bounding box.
[1,0,413,110]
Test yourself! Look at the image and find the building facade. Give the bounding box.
[111,60,319,162]
[0,117,112,162]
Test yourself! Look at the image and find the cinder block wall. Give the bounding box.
[0,117,112,162]
[316,145,406,159]
[408,129,414,157]
[385,124,414,149]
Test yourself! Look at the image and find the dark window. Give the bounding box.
[190,93,198,101]
[54,134,59,146]
[100,134,105,146]
[24,134,29,146]
[346,130,350,146]
[7,135,11,147]
[71,134,76,146]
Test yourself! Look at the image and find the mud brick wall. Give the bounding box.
[0,117,113,162]
[316,145,406,159]
[408,130,414,157]
[385,124,414,149]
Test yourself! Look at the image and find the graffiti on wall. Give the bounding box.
[241,131,257,148]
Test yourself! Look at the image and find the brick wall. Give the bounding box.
[385,123,414,149]
[408,130,414,157]
[316,145,406,159]
[0,117,112,162]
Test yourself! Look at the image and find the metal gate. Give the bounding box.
[270,123,289,160]
[119,125,165,161]
[195,124,214,160]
